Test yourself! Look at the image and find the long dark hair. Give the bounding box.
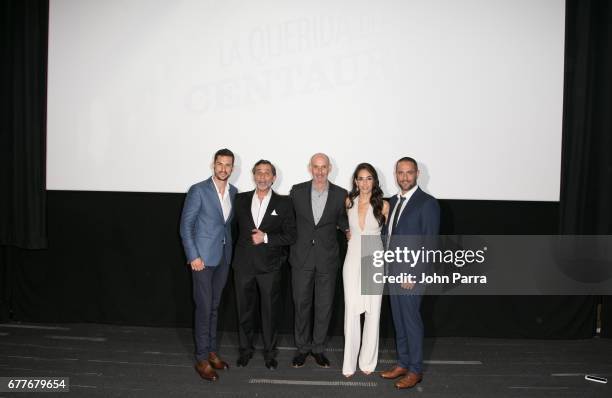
[347,163,385,226]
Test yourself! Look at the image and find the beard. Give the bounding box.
[399,180,416,192]
[215,172,229,181]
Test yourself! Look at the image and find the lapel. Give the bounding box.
[227,184,237,223]
[396,187,422,226]
[206,177,225,222]
[305,181,316,226]
[258,190,279,231]
[244,190,257,230]
[386,195,399,229]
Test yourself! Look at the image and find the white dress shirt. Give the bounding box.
[251,189,272,243]
[251,189,272,228]
[212,177,232,223]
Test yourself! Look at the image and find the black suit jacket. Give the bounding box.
[289,181,349,272]
[232,190,296,274]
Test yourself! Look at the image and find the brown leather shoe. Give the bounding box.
[379,365,408,379]
[208,352,229,370]
[394,372,423,389]
[195,360,219,381]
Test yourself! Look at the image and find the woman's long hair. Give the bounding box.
[347,163,385,226]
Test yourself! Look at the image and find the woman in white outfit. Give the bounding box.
[342,163,389,377]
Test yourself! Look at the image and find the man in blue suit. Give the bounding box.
[380,156,440,389]
[180,148,238,382]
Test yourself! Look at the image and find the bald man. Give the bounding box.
[289,153,349,368]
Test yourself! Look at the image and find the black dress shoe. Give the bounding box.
[292,352,309,368]
[236,354,252,368]
[311,352,330,368]
[265,358,278,370]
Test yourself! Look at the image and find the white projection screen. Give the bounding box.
[47,0,565,200]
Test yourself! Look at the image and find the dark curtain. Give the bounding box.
[0,0,48,321]
[0,0,48,248]
[560,0,612,337]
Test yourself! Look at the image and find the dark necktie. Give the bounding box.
[391,196,406,235]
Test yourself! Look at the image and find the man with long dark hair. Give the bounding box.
[233,160,296,370]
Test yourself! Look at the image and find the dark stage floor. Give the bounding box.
[0,323,610,397]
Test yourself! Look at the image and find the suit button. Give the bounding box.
[311,239,315,245]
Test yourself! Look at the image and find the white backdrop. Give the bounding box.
[47,0,565,200]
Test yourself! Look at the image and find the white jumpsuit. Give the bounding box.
[342,197,383,375]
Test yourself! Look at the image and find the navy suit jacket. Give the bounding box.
[384,187,440,285]
[179,177,238,266]
[384,186,440,237]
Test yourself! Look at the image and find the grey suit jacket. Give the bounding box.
[179,177,238,266]
[289,181,348,272]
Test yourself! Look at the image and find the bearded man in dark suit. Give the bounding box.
[380,156,440,390]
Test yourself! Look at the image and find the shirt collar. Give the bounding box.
[398,185,418,200]
[255,188,273,201]
[211,177,228,196]
[311,181,329,194]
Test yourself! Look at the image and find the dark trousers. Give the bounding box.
[292,267,337,354]
[389,293,424,373]
[192,256,229,362]
[234,268,281,360]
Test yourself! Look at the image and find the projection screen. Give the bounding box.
[47,0,565,200]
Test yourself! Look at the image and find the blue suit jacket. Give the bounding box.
[179,177,238,266]
[384,186,440,291]
[385,186,440,236]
